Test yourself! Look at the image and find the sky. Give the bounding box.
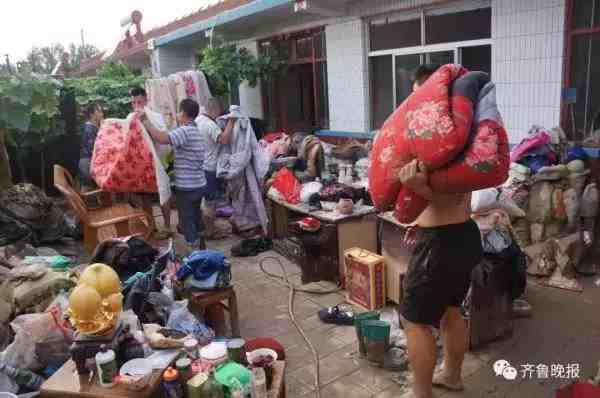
[0,1,223,62]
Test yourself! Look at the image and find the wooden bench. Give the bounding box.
[53,165,152,253]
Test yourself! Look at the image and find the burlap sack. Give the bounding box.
[530,222,544,244]
[581,183,599,218]
[563,188,580,231]
[527,181,553,223]
[551,187,567,221]
[512,218,531,247]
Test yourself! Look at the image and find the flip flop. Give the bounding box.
[432,372,464,391]
[318,305,354,326]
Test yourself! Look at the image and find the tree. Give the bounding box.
[69,43,101,69]
[0,73,63,190]
[198,39,284,98]
[21,43,100,74]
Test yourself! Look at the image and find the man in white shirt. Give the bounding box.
[195,98,235,238]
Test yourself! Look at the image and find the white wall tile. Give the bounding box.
[492,0,566,142]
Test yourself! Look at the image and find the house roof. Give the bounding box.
[112,0,254,61]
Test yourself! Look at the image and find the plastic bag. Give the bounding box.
[253,139,272,181]
[166,300,214,345]
[300,181,323,203]
[271,168,301,204]
[471,188,499,213]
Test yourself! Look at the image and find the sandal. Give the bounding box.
[318,305,355,326]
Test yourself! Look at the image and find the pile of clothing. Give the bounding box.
[216,106,269,236]
[176,250,231,291]
[470,193,527,303]
[0,184,69,246]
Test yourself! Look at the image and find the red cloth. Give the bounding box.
[245,337,285,361]
[555,382,600,398]
[271,168,301,204]
[369,64,509,224]
[263,131,285,143]
[91,117,158,193]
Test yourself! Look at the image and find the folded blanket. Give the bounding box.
[369,64,509,223]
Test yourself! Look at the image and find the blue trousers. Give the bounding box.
[175,187,205,245]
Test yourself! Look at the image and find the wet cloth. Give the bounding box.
[369,65,509,224]
[91,114,172,205]
[216,109,269,234]
[176,250,230,290]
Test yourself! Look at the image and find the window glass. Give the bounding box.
[370,18,421,52]
[426,51,454,66]
[568,35,600,140]
[316,61,329,128]
[572,0,600,30]
[425,8,491,44]
[460,45,491,75]
[370,55,394,129]
[395,54,422,107]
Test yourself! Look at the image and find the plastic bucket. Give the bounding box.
[354,312,380,357]
[363,320,391,365]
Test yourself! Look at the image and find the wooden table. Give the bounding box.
[267,194,378,285]
[40,359,286,398]
[40,359,162,398]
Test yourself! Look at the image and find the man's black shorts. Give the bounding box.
[400,219,482,327]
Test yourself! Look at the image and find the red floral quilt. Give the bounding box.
[91,117,158,193]
[369,64,509,224]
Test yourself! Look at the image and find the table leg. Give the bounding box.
[229,290,241,337]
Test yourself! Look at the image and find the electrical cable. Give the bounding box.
[259,256,341,398]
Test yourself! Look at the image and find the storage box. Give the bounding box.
[344,248,386,311]
[380,219,413,304]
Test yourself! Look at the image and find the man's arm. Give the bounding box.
[218,118,236,145]
[399,159,434,201]
[140,114,170,145]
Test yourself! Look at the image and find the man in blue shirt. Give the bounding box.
[138,99,207,251]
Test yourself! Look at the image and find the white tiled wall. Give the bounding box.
[492,0,566,143]
[326,19,369,132]
[237,41,264,119]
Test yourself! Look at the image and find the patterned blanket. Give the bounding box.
[91,114,171,204]
[369,64,509,223]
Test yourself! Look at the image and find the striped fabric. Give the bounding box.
[168,121,207,190]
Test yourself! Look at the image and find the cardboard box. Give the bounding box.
[380,220,413,304]
[344,248,386,311]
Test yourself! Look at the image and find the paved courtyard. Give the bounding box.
[193,234,600,398]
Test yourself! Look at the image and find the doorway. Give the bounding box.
[260,29,329,133]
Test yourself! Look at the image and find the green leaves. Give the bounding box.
[198,41,284,97]
[0,73,61,139]
[65,62,145,119]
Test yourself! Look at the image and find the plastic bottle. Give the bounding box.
[0,362,44,390]
[162,367,183,398]
[251,367,268,398]
[95,345,117,388]
[200,369,224,398]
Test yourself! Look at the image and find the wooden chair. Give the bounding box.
[53,164,153,253]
